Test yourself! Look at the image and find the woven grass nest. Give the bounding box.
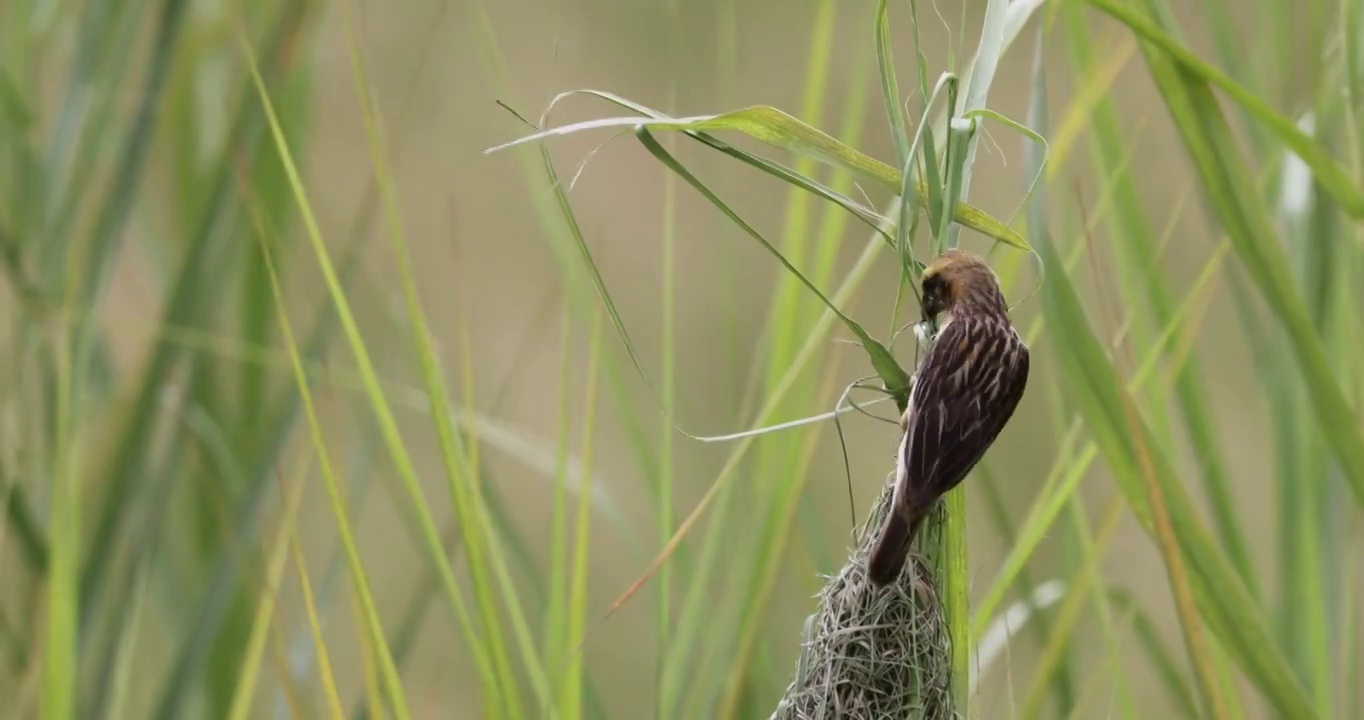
[770,471,954,720]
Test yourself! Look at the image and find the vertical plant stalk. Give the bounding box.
[563,308,605,717]
[44,253,81,720]
[937,70,980,720]
[941,487,969,714]
[545,304,574,689]
[657,2,680,710]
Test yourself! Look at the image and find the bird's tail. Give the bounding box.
[866,509,925,586]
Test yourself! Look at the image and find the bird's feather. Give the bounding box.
[901,315,1029,520]
[867,250,1030,587]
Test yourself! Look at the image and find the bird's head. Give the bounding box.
[919,248,1006,323]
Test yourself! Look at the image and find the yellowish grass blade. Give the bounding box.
[225,458,314,720]
[563,307,604,717]
[339,1,553,711]
[289,525,346,719]
[237,26,414,717]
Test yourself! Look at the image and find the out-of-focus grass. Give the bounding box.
[3,0,1364,718]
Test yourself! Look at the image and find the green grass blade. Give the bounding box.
[545,304,574,687]
[340,4,551,712]
[977,463,1076,711]
[456,303,559,715]
[148,218,375,720]
[1082,0,1364,217]
[929,3,1031,704]
[1107,588,1202,719]
[1066,499,1138,720]
[1018,498,1126,719]
[536,139,671,409]
[79,2,309,629]
[469,3,668,575]
[349,590,386,720]
[934,112,971,253]
[971,237,1230,640]
[240,16,515,714]
[645,45,879,703]
[225,457,313,720]
[40,0,148,284]
[961,108,1049,226]
[66,0,187,319]
[1116,0,1364,508]
[970,573,1068,700]
[44,254,81,720]
[719,414,836,716]
[1060,0,1256,597]
[487,97,1029,251]
[646,231,894,683]
[105,556,150,720]
[1025,26,1310,713]
[876,0,910,165]
[679,128,896,242]
[250,174,412,720]
[891,72,957,328]
[760,0,835,399]
[1034,198,1312,718]
[657,39,679,720]
[563,307,605,717]
[948,0,1010,247]
[288,526,346,720]
[1275,100,1341,717]
[634,127,913,400]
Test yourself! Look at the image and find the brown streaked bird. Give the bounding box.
[867,248,1030,587]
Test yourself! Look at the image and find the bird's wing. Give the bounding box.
[904,315,1030,502]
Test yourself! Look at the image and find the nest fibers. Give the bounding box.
[771,473,954,720]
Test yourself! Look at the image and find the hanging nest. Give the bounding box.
[770,471,954,720]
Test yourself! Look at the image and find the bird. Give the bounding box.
[866,248,1031,587]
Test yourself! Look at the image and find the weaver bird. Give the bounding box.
[867,248,1030,587]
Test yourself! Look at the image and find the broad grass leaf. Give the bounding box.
[1113,0,1364,510]
[485,99,1030,251]
[1025,26,1311,716]
[635,127,913,402]
[1083,0,1364,218]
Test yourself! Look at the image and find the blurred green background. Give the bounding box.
[2,0,1362,718]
